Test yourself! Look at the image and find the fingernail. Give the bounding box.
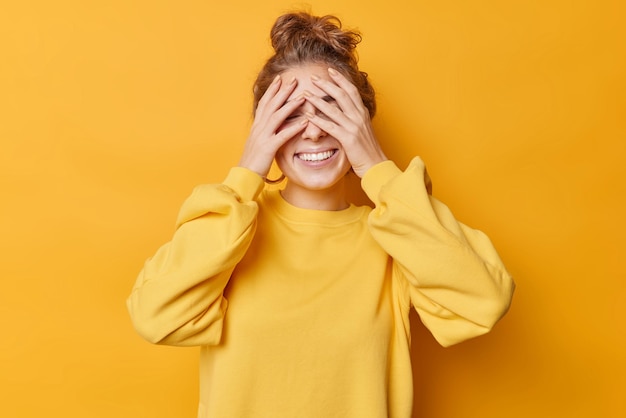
[303,90,313,97]
[305,111,315,119]
[289,76,297,84]
[311,74,320,81]
[274,74,281,83]
[328,68,338,76]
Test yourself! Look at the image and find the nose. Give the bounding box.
[302,120,326,141]
[296,101,327,141]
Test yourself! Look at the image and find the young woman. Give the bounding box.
[128,12,514,418]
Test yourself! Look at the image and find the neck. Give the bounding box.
[280,181,349,211]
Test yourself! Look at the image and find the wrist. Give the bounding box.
[353,154,388,178]
[237,156,271,179]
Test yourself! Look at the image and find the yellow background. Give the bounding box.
[1,1,624,417]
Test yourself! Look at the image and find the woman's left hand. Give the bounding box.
[304,68,387,178]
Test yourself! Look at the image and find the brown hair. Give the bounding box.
[253,12,376,117]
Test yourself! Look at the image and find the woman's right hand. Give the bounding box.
[238,74,306,178]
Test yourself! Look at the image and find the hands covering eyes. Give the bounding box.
[238,75,306,179]
[238,68,387,179]
[303,68,386,178]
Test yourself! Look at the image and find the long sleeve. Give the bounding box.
[127,167,264,346]
[362,157,515,347]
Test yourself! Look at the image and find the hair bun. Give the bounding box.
[253,12,376,118]
[270,13,361,60]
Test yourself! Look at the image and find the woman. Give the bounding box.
[127,12,514,418]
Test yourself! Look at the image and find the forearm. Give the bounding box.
[363,157,515,345]
[127,167,264,346]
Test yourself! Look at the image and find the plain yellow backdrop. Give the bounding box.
[1,1,624,417]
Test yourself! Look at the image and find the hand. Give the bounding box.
[304,68,387,178]
[238,75,306,178]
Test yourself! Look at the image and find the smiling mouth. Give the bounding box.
[296,149,337,162]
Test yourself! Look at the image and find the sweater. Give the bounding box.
[127,157,515,418]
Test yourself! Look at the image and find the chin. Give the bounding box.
[289,171,346,190]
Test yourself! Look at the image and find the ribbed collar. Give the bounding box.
[261,189,367,226]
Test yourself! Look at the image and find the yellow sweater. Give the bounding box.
[127,157,514,418]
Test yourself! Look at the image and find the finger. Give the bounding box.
[266,95,305,133]
[254,89,303,142]
[304,112,343,140]
[255,74,282,115]
[275,116,307,145]
[255,75,298,121]
[309,76,358,116]
[265,76,298,114]
[326,68,364,109]
[310,71,364,117]
[302,90,351,127]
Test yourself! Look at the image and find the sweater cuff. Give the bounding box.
[361,160,402,206]
[223,167,265,202]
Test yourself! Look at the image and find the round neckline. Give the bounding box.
[262,189,366,226]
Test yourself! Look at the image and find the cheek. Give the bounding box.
[275,140,294,162]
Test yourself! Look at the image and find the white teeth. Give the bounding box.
[297,150,335,162]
